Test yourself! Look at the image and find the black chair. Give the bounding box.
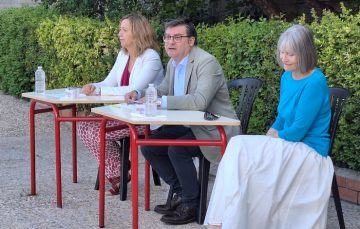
[328,87,350,229]
[164,77,263,224]
[226,77,263,134]
[94,137,161,201]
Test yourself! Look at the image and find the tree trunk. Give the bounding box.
[305,0,341,14]
[251,0,281,17]
[94,0,105,20]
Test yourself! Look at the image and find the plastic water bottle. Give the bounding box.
[145,84,157,117]
[35,66,46,93]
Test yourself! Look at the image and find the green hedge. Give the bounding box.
[36,16,119,89]
[308,7,360,168]
[0,6,359,170]
[0,7,54,95]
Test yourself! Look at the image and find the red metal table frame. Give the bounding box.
[97,117,229,229]
[23,89,124,208]
[28,99,104,207]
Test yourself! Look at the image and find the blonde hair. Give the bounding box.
[276,24,317,74]
[120,14,160,55]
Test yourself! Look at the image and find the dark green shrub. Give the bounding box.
[305,6,360,169]
[0,7,55,96]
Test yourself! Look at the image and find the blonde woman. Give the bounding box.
[78,14,163,195]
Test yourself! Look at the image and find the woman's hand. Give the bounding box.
[266,128,279,138]
[81,84,97,96]
[125,90,140,103]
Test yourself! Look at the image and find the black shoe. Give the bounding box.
[154,194,182,215]
[160,203,197,225]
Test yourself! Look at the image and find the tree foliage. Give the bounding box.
[35,0,261,24]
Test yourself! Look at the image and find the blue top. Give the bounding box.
[271,69,331,156]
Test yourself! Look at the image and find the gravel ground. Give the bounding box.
[0,91,70,137]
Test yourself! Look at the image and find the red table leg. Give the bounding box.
[30,100,36,195]
[53,106,62,208]
[129,124,139,229]
[144,125,150,211]
[145,160,150,211]
[99,118,107,228]
[217,126,227,155]
[72,106,77,183]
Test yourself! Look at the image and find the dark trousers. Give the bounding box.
[141,125,202,207]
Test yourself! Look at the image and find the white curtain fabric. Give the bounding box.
[204,135,334,229]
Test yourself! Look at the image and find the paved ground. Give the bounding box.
[0,91,360,228]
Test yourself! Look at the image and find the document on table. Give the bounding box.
[111,103,166,120]
[101,86,130,96]
[46,88,86,99]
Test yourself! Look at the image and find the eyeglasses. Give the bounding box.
[163,35,191,43]
[204,111,220,121]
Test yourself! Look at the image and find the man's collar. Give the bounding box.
[171,55,189,68]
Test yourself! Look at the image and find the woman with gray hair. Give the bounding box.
[204,24,333,229]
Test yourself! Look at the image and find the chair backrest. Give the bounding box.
[328,87,350,157]
[227,77,262,134]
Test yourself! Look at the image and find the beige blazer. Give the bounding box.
[153,46,240,163]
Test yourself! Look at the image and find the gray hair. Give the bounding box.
[276,24,317,74]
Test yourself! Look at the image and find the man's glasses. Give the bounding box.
[204,111,220,121]
[163,35,191,43]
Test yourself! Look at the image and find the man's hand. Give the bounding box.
[81,84,97,96]
[125,90,139,103]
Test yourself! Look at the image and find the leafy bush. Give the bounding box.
[36,16,119,89]
[306,6,360,169]
[0,7,55,95]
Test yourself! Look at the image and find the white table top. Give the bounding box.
[91,104,240,126]
[22,88,124,104]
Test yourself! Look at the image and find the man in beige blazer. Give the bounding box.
[125,18,239,225]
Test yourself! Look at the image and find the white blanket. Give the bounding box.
[204,135,334,229]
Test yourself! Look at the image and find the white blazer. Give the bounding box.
[93,48,164,94]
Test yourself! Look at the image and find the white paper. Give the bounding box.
[101,86,131,96]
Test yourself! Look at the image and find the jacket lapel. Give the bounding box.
[169,64,175,95]
[184,47,196,94]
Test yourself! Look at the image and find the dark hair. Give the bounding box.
[165,18,197,45]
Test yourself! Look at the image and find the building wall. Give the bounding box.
[0,0,38,9]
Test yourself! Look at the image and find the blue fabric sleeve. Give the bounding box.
[271,116,284,131]
[271,74,284,131]
[278,77,327,141]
